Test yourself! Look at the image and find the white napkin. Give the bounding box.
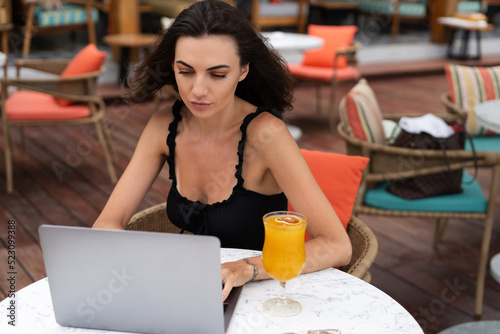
[398,113,455,138]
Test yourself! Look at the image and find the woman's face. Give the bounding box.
[173,35,249,118]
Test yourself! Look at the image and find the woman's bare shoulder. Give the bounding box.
[143,109,175,135]
[134,109,175,157]
[245,110,289,147]
[150,109,175,123]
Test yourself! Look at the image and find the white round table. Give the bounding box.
[0,248,422,334]
[262,31,323,65]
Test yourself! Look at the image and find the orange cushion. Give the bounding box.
[288,149,369,240]
[6,91,91,120]
[56,44,107,106]
[288,64,360,82]
[302,25,357,69]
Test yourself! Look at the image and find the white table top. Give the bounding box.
[475,99,500,133]
[0,248,422,334]
[261,31,323,65]
[262,31,323,52]
[437,17,491,30]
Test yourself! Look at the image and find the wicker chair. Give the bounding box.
[246,0,308,33]
[287,25,361,132]
[440,64,500,153]
[359,0,429,37]
[440,92,469,125]
[22,0,99,57]
[441,92,500,153]
[126,202,378,283]
[0,0,12,74]
[338,120,500,318]
[0,57,117,193]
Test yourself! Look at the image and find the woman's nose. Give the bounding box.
[192,77,208,97]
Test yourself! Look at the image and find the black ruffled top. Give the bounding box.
[166,100,287,250]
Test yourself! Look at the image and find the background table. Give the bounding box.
[262,31,323,65]
[437,17,493,60]
[0,248,422,334]
[103,33,159,85]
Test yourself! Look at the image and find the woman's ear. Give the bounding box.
[239,64,249,82]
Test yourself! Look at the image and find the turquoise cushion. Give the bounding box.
[457,0,484,13]
[364,172,487,212]
[34,4,99,27]
[360,1,426,17]
[466,136,500,152]
[399,3,427,16]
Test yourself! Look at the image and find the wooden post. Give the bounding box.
[430,0,459,43]
[109,0,142,62]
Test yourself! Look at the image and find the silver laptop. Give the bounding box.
[38,225,241,334]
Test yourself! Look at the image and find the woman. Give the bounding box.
[93,0,351,301]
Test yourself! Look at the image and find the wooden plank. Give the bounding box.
[0,71,499,332]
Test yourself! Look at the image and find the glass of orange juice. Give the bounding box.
[262,211,307,317]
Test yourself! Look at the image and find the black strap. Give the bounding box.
[437,130,478,184]
[463,131,478,183]
[235,107,282,187]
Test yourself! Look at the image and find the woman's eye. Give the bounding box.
[178,71,193,76]
[211,74,227,79]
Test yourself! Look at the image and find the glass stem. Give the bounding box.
[279,280,287,303]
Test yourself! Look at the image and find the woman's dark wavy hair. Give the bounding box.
[125,0,294,113]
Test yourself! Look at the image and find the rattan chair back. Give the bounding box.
[0,58,117,193]
[127,202,378,282]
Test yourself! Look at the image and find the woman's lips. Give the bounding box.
[190,102,211,110]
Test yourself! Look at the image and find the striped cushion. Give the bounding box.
[445,64,500,136]
[339,78,386,144]
[34,4,98,27]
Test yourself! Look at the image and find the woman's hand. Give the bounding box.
[221,257,264,301]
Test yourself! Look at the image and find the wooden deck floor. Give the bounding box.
[0,71,499,333]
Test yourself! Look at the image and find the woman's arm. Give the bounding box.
[259,116,352,269]
[93,111,173,230]
[221,113,352,300]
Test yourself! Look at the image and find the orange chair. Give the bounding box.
[288,25,361,132]
[0,44,117,193]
